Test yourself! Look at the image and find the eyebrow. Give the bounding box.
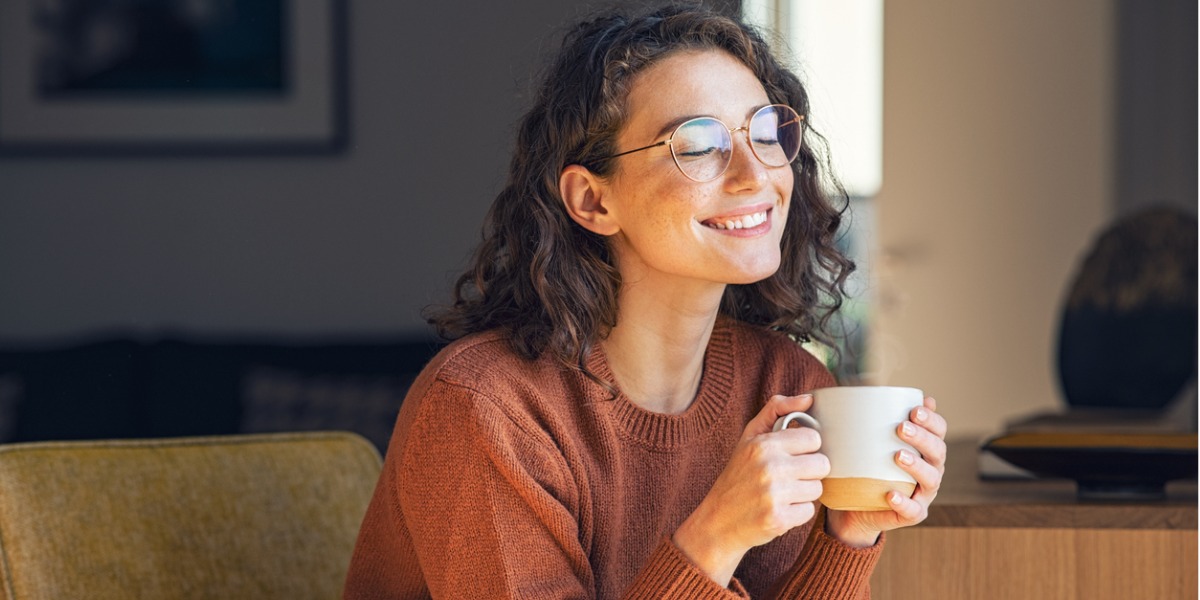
[652,114,704,140]
[648,105,769,141]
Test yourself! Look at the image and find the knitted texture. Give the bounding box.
[345,317,882,599]
[0,432,382,600]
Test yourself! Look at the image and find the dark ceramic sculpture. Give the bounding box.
[1056,207,1197,410]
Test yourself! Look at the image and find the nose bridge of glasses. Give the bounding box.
[728,124,755,152]
[723,126,774,182]
[730,122,775,169]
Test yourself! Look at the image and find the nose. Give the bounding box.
[722,127,770,192]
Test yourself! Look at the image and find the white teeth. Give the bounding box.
[706,210,768,230]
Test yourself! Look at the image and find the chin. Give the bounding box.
[726,262,782,285]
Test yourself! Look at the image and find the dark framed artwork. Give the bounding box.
[0,0,345,154]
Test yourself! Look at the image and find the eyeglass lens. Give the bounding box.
[670,105,802,182]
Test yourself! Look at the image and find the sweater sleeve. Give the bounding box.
[763,507,883,599]
[391,379,752,600]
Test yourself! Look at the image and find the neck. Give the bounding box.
[601,276,726,415]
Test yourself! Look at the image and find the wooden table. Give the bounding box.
[869,439,1197,599]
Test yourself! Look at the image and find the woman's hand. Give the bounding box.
[673,393,830,587]
[824,396,949,548]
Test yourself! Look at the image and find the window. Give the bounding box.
[744,0,883,381]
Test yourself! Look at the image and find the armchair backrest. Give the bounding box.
[0,431,382,600]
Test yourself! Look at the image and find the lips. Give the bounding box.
[701,210,769,230]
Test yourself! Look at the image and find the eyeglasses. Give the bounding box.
[601,104,805,182]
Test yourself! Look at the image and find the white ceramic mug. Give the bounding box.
[772,386,924,511]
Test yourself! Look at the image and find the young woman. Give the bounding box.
[345,4,947,598]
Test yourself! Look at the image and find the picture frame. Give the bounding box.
[0,0,346,155]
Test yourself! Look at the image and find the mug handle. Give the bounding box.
[772,411,820,432]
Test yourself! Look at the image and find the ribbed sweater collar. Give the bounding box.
[586,316,738,450]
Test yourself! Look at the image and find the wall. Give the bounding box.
[868,0,1116,437]
[1115,0,1197,217]
[0,1,584,340]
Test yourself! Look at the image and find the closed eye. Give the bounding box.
[676,145,721,159]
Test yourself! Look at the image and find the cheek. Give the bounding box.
[774,171,796,219]
[776,168,796,202]
[628,179,706,228]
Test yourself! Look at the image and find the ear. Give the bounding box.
[559,164,620,236]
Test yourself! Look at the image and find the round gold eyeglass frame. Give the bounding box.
[600,104,805,182]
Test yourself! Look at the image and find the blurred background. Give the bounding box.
[0,0,1194,448]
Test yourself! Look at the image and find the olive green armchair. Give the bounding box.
[0,431,382,599]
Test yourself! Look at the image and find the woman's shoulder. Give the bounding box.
[390,331,579,504]
[423,329,546,387]
[414,329,589,416]
[397,330,592,468]
[427,328,517,370]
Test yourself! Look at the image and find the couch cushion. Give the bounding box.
[0,432,382,599]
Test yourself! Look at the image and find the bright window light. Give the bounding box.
[744,0,883,198]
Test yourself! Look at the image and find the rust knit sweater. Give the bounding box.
[344,317,882,599]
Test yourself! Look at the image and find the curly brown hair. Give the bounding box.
[427,2,855,374]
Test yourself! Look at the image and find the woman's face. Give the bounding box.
[602,49,794,291]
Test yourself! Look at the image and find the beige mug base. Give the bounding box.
[821,477,917,511]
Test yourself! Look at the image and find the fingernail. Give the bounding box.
[915,408,928,423]
[800,393,812,400]
[898,450,915,465]
[889,491,903,505]
[901,422,916,437]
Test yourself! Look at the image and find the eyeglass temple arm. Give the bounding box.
[606,140,669,159]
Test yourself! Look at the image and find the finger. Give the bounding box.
[910,401,948,440]
[909,482,939,510]
[783,478,824,504]
[779,451,831,481]
[766,393,815,418]
[776,501,819,534]
[895,450,942,497]
[747,394,815,438]
[885,490,928,524]
[898,420,948,468]
[751,499,819,541]
[769,427,824,456]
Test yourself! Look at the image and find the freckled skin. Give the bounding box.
[599,49,794,291]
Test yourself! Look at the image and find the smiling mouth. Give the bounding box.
[702,210,769,230]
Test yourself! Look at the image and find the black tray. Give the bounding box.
[982,432,1197,500]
